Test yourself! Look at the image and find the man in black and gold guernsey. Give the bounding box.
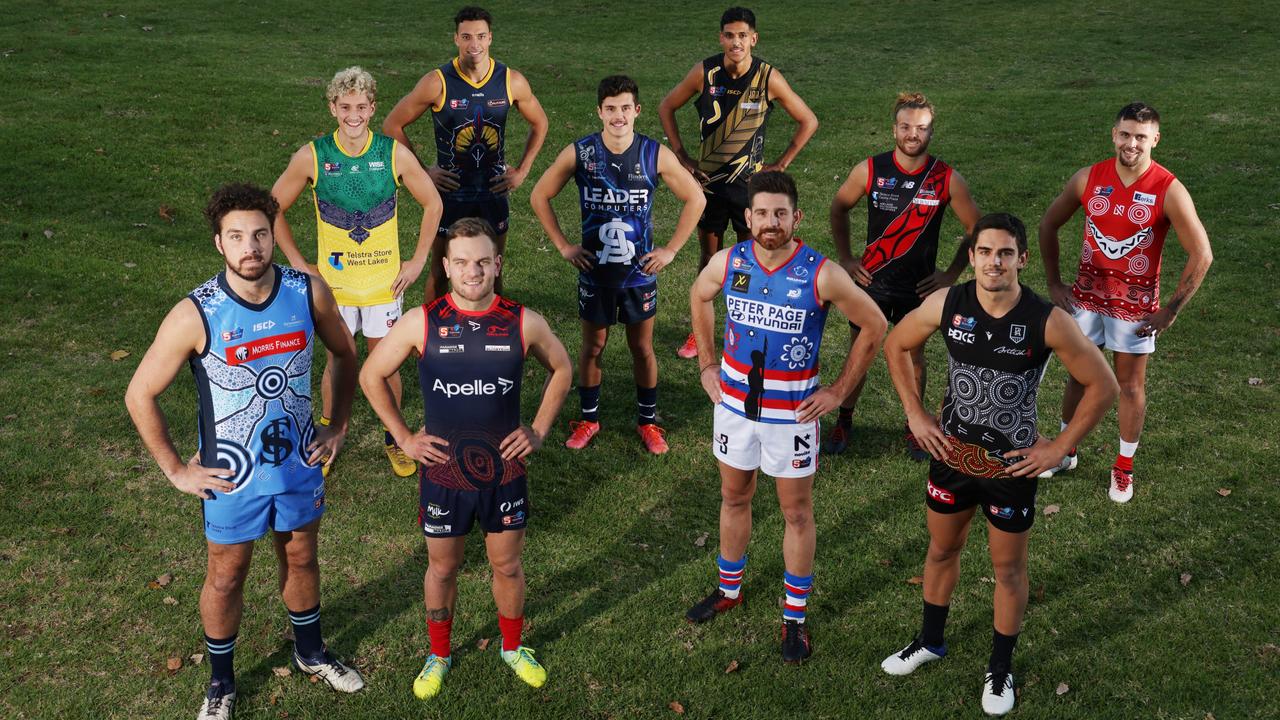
[360,217,571,701]
[659,6,819,359]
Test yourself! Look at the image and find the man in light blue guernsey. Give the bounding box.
[686,171,886,663]
[126,184,364,720]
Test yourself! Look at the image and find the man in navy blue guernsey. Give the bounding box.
[125,184,364,720]
[383,5,549,302]
[530,75,705,454]
[360,217,571,700]
[879,213,1116,715]
[686,171,886,663]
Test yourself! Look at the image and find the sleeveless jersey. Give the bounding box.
[696,54,773,193]
[573,132,661,289]
[718,240,829,424]
[939,281,1054,478]
[188,265,322,496]
[419,294,525,490]
[310,131,401,307]
[1073,159,1177,321]
[431,58,511,203]
[862,152,954,301]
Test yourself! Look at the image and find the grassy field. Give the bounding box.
[1,1,1278,718]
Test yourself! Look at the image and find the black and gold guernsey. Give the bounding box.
[695,53,773,200]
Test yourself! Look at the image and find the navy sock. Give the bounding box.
[579,385,601,423]
[989,628,1019,674]
[636,385,657,426]
[383,427,395,446]
[921,601,949,648]
[205,633,236,685]
[289,604,323,660]
[837,406,854,426]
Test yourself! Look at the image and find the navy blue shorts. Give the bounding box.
[925,460,1038,534]
[419,476,529,537]
[849,291,920,331]
[439,195,510,236]
[578,281,657,326]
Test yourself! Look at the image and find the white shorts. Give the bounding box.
[713,404,819,479]
[339,299,402,339]
[1072,306,1155,354]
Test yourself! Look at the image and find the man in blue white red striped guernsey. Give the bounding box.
[686,171,887,664]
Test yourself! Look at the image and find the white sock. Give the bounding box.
[1119,439,1139,458]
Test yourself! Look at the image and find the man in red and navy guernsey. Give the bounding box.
[686,171,886,664]
[359,217,572,700]
[1039,102,1212,503]
[826,92,982,459]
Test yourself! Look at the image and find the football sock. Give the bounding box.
[498,613,524,652]
[636,385,658,426]
[205,633,236,685]
[989,628,1019,674]
[383,426,395,446]
[921,600,949,648]
[579,385,601,423]
[837,406,854,427]
[427,617,453,659]
[782,572,813,624]
[318,416,331,427]
[717,554,746,599]
[1115,439,1138,472]
[289,604,323,660]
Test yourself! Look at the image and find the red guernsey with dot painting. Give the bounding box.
[1072,159,1176,321]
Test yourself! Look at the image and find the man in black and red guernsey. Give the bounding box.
[825,92,982,458]
[359,217,571,700]
[878,213,1117,716]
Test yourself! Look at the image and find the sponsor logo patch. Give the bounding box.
[927,479,955,505]
[989,505,1014,519]
[225,331,307,366]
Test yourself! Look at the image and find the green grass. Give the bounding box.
[2,1,1278,718]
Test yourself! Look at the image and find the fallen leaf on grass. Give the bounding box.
[724,659,740,674]
[1034,585,1045,602]
[269,687,284,705]
[878,558,892,567]
[123,262,137,268]
[1217,488,1231,497]
[43,229,54,239]
[166,656,183,671]
[1258,643,1280,659]
[669,701,685,715]
[110,350,131,361]
[1180,572,1192,587]
[1206,713,1216,720]
[272,666,292,677]
[155,572,173,587]
[158,205,175,223]
[979,576,995,584]
[693,532,708,547]
[906,576,923,585]
[309,675,319,683]
[476,637,491,651]
[162,596,178,605]
[1043,504,1060,516]
[1055,682,1069,695]
[189,653,204,665]
[1247,377,1263,386]
[141,25,153,31]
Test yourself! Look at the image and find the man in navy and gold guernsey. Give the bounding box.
[383,5,549,301]
[273,66,443,480]
[825,92,982,458]
[530,75,705,454]
[879,213,1116,715]
[125,184,366,720]
[659,6,819,360]
[361,217,571,700]
[686,171,885,664]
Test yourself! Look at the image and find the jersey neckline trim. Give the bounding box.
[445,292,501,317]
[217,265,282,313]
[330,129,374,159]
[750,240,804,275]
[452,57,496,89]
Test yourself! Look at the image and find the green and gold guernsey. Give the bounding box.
[309,131,402,307]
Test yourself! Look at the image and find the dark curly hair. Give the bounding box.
[204,183,279,235]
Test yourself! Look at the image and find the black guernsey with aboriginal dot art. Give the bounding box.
[419,294,525,490]
[862,151,954,302]
[939,281,1053,478]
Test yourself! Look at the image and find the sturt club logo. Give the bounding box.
[259,418,295,467]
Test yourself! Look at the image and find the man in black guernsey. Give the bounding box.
[383,5,549,302]
[825,92,982,458]
[878,213,1117,716]
[359,217,571,699]
[659,6,819,360]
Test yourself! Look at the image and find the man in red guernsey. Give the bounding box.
[359,217,572,699]
[1038,102,1212,503]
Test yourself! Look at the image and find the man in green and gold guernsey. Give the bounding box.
[658,6,819,360]
[273,66,444,478]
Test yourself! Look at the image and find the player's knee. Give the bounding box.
[1118,378,1145,403]
[721,488,753,511]
[206,570,247,597]
[926,539,965,565]
[489,555,523,580]
[780,504,813,530]
[991,560,1027,589]
[427,559,461,582]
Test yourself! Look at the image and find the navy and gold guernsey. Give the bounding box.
[573,132,661,289]
[419,294,525,491]
[431,58,511,205]
[695,54,773,199]
[937,281,1053,479]
[862,151,955,305]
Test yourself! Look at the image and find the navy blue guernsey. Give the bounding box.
[419,294,525,490]
[573,132,661,289]
[431,58,512,203]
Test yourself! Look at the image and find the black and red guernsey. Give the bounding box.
[419,294,525,490]
[861,151,954,302]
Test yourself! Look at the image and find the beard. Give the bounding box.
[754,228,792,251]
[227,255,270,282]
[895,136,931,158]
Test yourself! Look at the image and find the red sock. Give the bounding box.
[427,618,452,658]
[1114,454,1133,473]
[498,613,524,652]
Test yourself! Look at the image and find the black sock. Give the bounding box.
[989,628,1019,674]
[205,633,236,686]
[837,407,853,426]
[636,385,657,426]
[579,385,601,423]
[289,604,323,660]
[383,427,395,446]
[921,601,949,648]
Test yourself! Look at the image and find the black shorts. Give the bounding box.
[578,281,657,326]
[439,195,510,236]
[698,186,749,238]
[849,292,921,331]
[925,460,1038,533]
[419,476,529,538]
